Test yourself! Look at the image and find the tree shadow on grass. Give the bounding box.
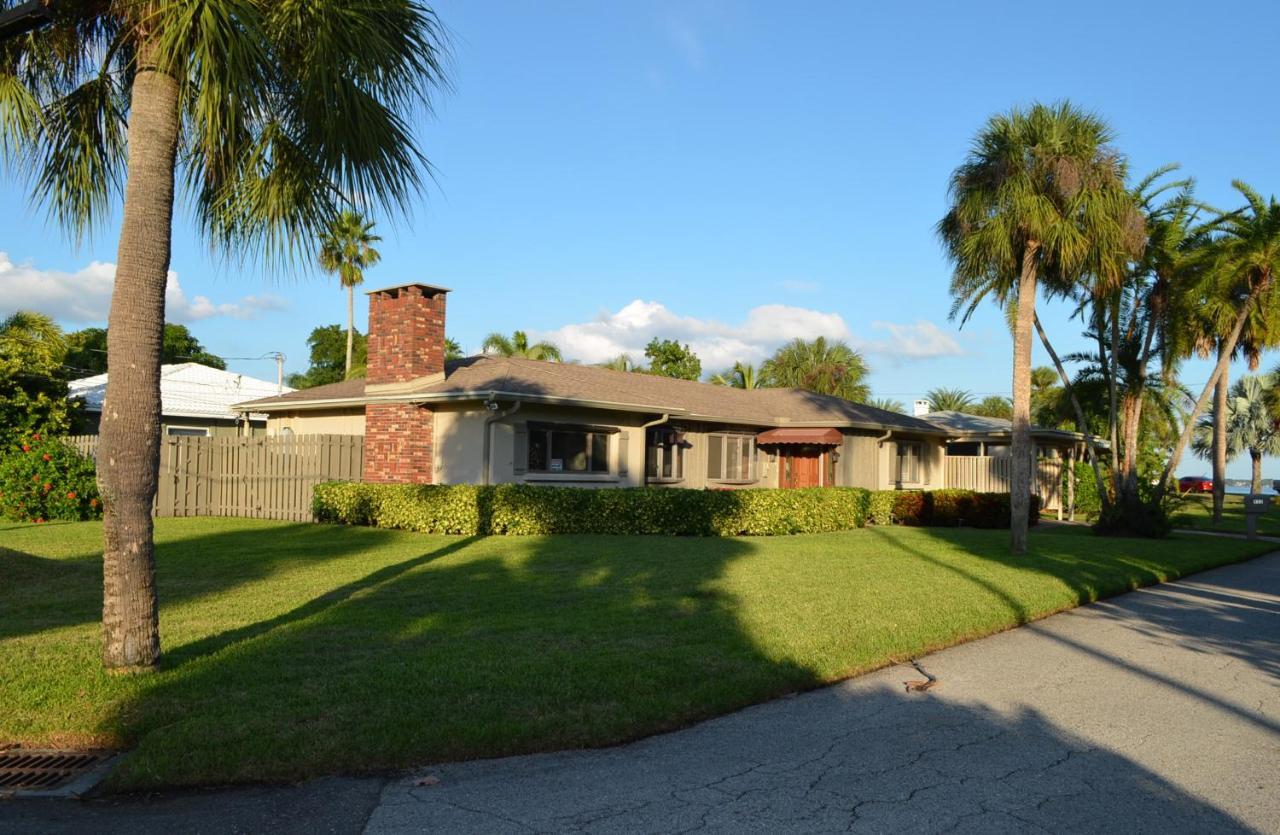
[0,520,419,641]
[98,530,823,789]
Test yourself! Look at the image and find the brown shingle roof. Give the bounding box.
[237,356,946,433]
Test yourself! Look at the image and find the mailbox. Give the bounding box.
[1244,494,1272,512]
[1243,494,1272,539]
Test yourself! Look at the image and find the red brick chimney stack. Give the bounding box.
[362,283,450,483]
[366,283,449,384]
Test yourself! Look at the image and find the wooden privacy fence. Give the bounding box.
[64,434,363,521]
[944,455,1063,511]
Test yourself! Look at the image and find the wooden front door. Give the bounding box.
[781,447,824,488]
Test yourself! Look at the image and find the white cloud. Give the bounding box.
[857,320,965,362]
[0,252,287,325]
[534,300,962,372]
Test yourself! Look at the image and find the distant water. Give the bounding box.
[1225,485,1278,496]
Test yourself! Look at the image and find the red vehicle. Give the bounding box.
[1178,476,1213,494]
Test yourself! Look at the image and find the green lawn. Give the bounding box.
[1169,492,1280,535]
[0,518,1270,791]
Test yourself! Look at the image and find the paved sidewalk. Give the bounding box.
[3,553,1278,833]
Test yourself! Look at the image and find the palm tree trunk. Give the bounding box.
[1251,449,1263,495]
[1107,303,1122,494]
[345,283,354,377]
[1033,314,1110,510]
[1010,244,1039,554]
[99,40,181,672]
[1152,275,1270,506]
[1212,348,1228,523]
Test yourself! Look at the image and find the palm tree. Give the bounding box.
[318,211,381,376]
[0,3,447,670]
[1192,375,1280,494]
[598,354,640,372]
[939,102,1140,553]
[1155,182,1280,505]
[970,396,1013,420]
[710,362,761,389]
[925,387,975,412]
[481,331,563,362]
[867,397,907,414]
[760,338,870,402]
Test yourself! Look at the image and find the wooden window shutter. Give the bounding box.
[617,431,630,475]
[513,423,528,475]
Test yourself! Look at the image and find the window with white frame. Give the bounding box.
[527,424,611,473]
[645,428,686,481]
[897,441,923,483]
[707,434,756,482]
[166,425,211,437]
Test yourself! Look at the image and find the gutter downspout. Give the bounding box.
[482,397,521,486]
[639,414,671,486]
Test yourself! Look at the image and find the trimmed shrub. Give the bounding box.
[314,483,872,536]
[313,482,1047,536]
[868,490,896,526]
[871,488,1039,528]
[0,433,102,523]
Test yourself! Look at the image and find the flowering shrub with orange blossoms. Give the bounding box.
[0,433,102,522]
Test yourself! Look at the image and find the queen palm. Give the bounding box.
[598,354,639,372]
[710,361,761,389]
[939,102,1140,553]
[481,330,563,361]
[1192,375,1280,494]
[760,337,870,402]
[867,397,906,414]
[925,387,975,412]
[318,211,381,376]
[0,2,447,670]
[1155,182,1280,505]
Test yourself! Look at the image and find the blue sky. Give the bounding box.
[1,0,1277,478]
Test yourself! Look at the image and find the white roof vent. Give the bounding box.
[913,399,931,417]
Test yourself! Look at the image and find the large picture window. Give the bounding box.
[707,434,755,482]
[646,428,685,481]
[897,441,922,483]
[527,424,611,473]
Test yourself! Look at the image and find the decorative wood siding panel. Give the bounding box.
[61,434,363,521]
[944,456,1062,510]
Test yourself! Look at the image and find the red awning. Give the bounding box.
[756,427,844,445]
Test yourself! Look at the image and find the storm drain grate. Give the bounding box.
[0,750,114,791]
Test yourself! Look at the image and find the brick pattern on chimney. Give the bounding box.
[367,285,447,384]
[363,284,447,483]
[364,402,434,483]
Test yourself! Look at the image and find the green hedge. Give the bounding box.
[314,483,1041,536]
[313,482,873,536]
[875,488,1041,528]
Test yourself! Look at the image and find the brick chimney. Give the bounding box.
[362,283,450,483]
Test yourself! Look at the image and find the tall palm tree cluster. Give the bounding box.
[941,101,1280,549]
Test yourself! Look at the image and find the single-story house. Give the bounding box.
[233,283,1078,507]
[921,410,1092,460]
[70,362,289,437]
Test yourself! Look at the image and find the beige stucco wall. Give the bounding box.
[874,434,947,490]
[266,408,366,436]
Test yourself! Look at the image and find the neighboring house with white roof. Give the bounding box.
[69,362,292,437]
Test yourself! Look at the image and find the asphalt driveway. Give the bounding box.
[4,552,1278,834]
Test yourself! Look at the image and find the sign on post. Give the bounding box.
[1243,494,1271,540]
